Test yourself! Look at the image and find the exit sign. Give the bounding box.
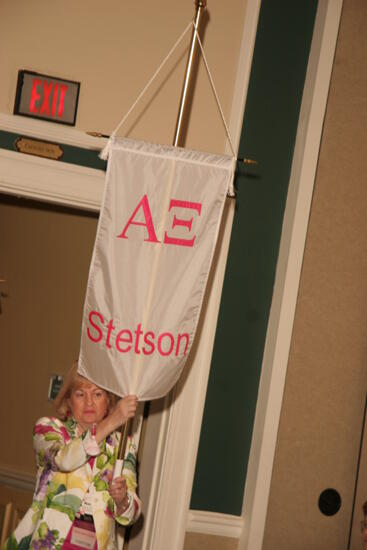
[14,70,80,126]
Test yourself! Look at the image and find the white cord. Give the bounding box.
[192,21,236,158]
[100,21,193,159]
[100,19,237,162]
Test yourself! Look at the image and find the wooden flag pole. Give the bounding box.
[116,0,207,464]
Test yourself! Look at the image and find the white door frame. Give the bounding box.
[238,1,344,548]
[0,115,105,211]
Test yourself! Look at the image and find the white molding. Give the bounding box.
[141,2,261,550]
[0,148,104,211]
[0,113,107,150]
[238,1,344,549]
[0,113,106,210]
[0,467,35,493]
[131,393,172,550]
[187,511,243,539]
[145,208,235,548]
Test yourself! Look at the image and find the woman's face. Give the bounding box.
[68,381,109,430]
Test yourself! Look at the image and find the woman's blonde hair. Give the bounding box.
[54,362,116,419]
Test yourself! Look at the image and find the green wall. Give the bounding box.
[190,0,318,515]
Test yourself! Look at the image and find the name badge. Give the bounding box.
[70,525,96,550]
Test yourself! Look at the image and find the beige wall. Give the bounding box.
[263,0,367,548]
[0,0,247,154]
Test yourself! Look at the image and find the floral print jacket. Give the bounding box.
[2,416,142,550]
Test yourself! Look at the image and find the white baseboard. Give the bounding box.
[187,510,243,539]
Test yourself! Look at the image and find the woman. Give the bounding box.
[3,364,141,550]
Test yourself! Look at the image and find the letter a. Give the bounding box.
[117,194,160,243]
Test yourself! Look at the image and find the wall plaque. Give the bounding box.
[14,70,80,126]
[15,136,64,160]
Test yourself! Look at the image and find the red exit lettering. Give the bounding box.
[29,78,68,118]
[117,194,202,248]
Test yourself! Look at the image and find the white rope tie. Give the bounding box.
[100,19,237,163]
[100,21,193,159]
[192,21,236,158]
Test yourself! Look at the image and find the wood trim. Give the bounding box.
[238,1,344,548]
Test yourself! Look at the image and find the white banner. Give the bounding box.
[78,138,234,400]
